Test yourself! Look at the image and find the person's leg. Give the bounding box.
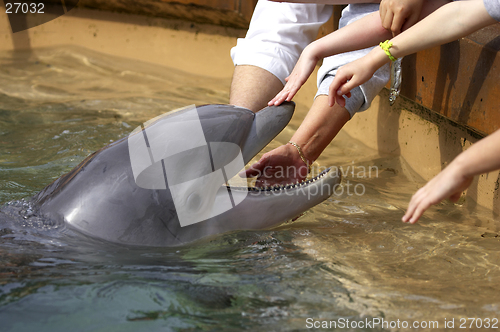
[229,65,284,113]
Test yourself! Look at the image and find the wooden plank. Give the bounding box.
[400,24,500,135]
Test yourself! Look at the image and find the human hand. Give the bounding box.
[402,164,473,224]
[239,144,309,187]
[269,47,318,106]
[327,57,377,107]
[380,0,424,36]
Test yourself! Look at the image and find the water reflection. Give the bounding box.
[0,46,499,331]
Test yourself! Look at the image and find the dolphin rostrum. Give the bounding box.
[5,102,341,246]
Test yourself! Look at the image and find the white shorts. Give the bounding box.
[231,1,390,118]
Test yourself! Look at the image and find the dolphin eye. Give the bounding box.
[186,193,202,212]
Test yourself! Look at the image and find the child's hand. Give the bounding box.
[380,0,424,36]
[327,58,375,107]
[269,48,318,106]
[402,164,473,224]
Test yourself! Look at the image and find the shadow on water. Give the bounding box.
[1,46,500,331]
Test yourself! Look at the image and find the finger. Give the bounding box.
[334,75,358,96]
[379,1,387,23]
[402,190,424,222]
[240,161,264,177]
[406,189,433,224]
[328,87,341,107]
[335,94,346,107]
[269,89,286,106]
[269,90,288,106]
[285,86,299,102]
[337,84,353,98]
[328,76,347,101]
[391,13,405,36]
[409,200,433,224]
[328,93,336,108]
[272,93,288,106]
[328,81,341,99]
[382,11,394,31]
[402,205,415,223]
[268,96,278,106]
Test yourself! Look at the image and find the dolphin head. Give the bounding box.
[32,103,340,246]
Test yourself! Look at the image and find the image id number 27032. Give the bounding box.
[5,2,45,14]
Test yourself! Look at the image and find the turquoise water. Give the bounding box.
[1,47,500,331]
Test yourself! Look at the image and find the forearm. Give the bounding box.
[308,12,391,60]
[289,96,350,162]
[451,130,500,178]
[387,0,496,59]
[348,0,498,87]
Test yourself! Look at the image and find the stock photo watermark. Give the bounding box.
[246,162,379,199]
[4,0,79,33]
[305,316,499,329]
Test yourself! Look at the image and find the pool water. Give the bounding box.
[1,46,499,331]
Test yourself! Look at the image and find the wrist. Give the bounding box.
[306,40,326,63]
[450,153,476,179]
[367,47,391,72]
[287,141,313,173]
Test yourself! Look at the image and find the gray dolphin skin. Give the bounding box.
[26,102,341,246]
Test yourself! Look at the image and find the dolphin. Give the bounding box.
[4,102,341,246]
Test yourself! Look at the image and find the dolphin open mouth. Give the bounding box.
[229,167,339,192]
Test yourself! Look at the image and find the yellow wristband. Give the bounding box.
[288,141,312,174]
[379,40,397,62]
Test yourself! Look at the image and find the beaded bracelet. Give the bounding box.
[379,40,397,62]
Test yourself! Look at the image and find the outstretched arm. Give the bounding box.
[403,130,500,223]
[269,0,448,106]
[269,11,391,106]
[329,0,497,107]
